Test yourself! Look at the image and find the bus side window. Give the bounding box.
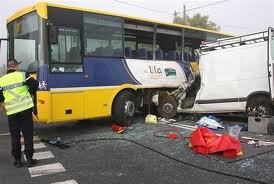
[49,27,83,73]
[84,13,123,58]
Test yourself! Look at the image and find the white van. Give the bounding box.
[176,28,274,117]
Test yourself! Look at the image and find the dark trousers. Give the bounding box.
[8,108,34,160]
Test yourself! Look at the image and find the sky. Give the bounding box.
[0,0,274,66]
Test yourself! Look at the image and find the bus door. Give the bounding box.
[268,27,274,99]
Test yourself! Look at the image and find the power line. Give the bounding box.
[178,0,229,13]
[113,0,174,15]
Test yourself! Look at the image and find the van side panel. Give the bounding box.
[194,42,269,112]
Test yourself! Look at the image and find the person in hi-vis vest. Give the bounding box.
[0,59,38,168]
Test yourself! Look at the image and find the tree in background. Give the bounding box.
[173,12,220,31]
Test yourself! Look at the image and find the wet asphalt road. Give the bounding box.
[0,108,274,184]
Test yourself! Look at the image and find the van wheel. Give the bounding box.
[157,95,178,119]
[246,95,272,117]
[113,91,136,124]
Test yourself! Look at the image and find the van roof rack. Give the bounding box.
[201,31,268,52]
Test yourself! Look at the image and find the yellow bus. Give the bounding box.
[6,2,231,124]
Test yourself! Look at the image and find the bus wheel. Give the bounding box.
[113,91,136,124]
[246,95,272,117]
[157,95,178,119]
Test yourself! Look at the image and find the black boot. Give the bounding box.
[26,158,38,167]
[13,159,22,168]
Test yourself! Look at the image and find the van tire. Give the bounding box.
[157,95,178,119]
[246,95,272,117]
[113,91,136,125]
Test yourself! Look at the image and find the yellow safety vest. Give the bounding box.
[0,71,34,115]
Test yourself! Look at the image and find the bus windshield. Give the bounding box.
[8,12,38,72]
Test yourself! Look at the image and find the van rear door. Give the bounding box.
[268,27,274,99]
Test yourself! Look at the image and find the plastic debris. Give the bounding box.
[158,117,176,124]
[227,125,242,139]
[256,141,274,146]
[239,124,248,131]
[247,139,274,147]
[247,140,256,145]
[49,137,61,145]
[196,116,224,130]
[207,115,220,122]
[41,137,70,149]
[145,114,157,124]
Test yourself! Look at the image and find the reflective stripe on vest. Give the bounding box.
[0,71,34,115]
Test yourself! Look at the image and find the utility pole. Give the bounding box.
[182,4,186,61]
[183,4,186,23]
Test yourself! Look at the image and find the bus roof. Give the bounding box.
[7,2,233,37]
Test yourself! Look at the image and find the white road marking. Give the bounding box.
[0,132,10,136]
[21,143,46,151]
[51,180,78,184]
[28,163,66,177]
[33,136,40,141]
[23,151,54,161]
[20,136,40,144]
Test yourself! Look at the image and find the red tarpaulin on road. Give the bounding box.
[190,127,242,157]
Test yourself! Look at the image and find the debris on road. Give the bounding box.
[196,116,224,130]
[157,117,176,124]
[145,114,157,124]
[247,140,274,147]
[227,125,242,139]
[111,124,126,134]
[41,137,70,149]
[190,127,242,157]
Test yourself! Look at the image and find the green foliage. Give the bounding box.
[173,12,220,31]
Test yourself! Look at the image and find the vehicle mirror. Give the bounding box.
[49,26,58,44]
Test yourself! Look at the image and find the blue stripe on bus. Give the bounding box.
[38,57,138,89]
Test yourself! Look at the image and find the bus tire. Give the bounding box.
[113,91,136,124]
[246,95,272,117]
[157,95,178,119]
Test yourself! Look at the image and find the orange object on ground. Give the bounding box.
[190,127,242,157]
[111,124,125,134]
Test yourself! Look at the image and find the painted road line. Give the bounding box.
[21,136,41,144]
[22,143,46,151]
[33,136,40,141]
[23,151,54,161]
[29,163,66,177]
[51,180,78,184]
[0,132,10,136]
